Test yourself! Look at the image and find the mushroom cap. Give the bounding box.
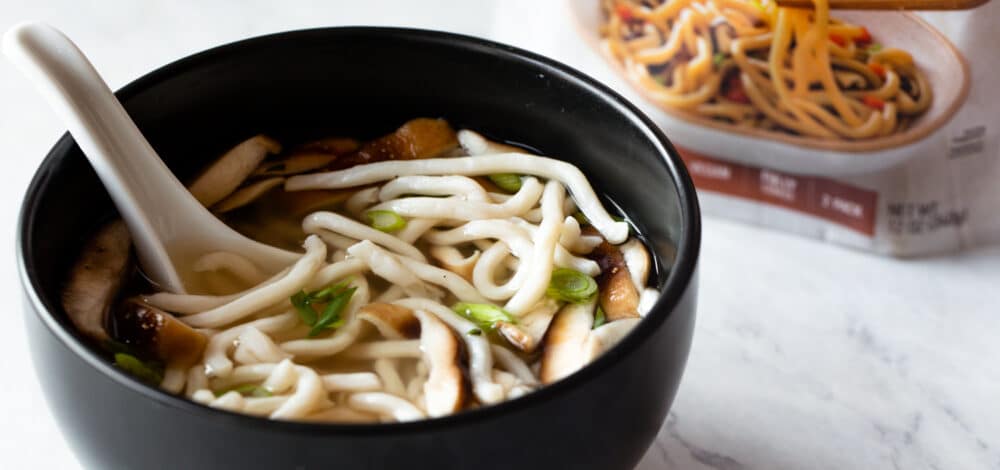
[188,135,281,207]
[114,298,207,368]
[212,177,285,213]
[496,298,561,353]
[325,118,459,171]
[252,151,336,177]
[364,118,458,161]
[540,304,641,385]
[414,309,467,417]
[591,240,640,321]
[62,219,131,342]
[356,303,421,340]
[496,322,534,352]
[540,301,595,384]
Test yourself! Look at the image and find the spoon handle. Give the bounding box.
[3,23,192,292]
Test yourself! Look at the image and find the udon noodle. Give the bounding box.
[601,0,932,140]
[63,118,659,423]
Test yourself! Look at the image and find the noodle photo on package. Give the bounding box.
[600,0,932,141]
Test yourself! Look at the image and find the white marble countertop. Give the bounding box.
[1,1,998,469]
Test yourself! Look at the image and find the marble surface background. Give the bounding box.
[0,1,997,469]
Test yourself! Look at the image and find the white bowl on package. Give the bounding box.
[567,0,970,176]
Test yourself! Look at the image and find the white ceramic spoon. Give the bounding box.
[3,22,298,293]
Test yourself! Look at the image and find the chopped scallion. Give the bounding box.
[290,280,355,337]
[572,212,590,225]
[467,328,483,336]
[113,353,164,385]
[866,43,883,53]
[593,305,608,329]
[216,384,272,398]
[452,302,516,330]
[546,268,598,303]
[713,52,726,66]
[290,291,316,325]
[488,174,523,193]
[308,287,356,337]
[366,210,406,232]
[309,279,352,303]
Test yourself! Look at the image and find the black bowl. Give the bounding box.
[17,27,699,470]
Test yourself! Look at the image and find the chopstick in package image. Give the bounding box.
[560,0,999,256]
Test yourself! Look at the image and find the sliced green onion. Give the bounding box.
[488,174,523,193]
[713,52,726,66]
[593,305,608,329]
[310,286,336,302]
[216,384,272,398]
[467,328,483,336]
[309,278,352,303]
[290,290,317,325]
[291,279,354,336]
[572,211,590,225]
[366,210,406,232]
[452,303,516,330]
[546,268,598,303]
[866,43,883,54]
[114,353,164,385]
[308,287,356,337]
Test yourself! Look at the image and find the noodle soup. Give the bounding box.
[62,118,660,423]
